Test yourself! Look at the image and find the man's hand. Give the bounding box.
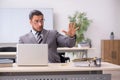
[62,22,79,37]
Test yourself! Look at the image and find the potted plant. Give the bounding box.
[68,12,92,47]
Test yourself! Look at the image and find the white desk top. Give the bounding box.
[57,47,94,50]
[0,52,16,56]
[0,62,120,72]
[0,52,16,58]
[57,47,95,52]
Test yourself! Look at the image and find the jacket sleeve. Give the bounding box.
[55,30,76,47]
[19,36,24,44]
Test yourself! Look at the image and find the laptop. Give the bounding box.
[16,44,48,66]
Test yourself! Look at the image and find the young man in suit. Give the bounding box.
[19,10,78,63]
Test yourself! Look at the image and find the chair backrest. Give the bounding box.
[59,53,70,63]
[0,47,16,52]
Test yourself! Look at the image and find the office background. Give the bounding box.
[0,8,53,43]
[0,0,120,58]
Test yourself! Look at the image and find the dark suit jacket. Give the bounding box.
[19,29,76,63]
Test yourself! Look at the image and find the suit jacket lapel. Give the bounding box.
[28,31,38,43]
[27,29,49,44]
[41,29,50,44]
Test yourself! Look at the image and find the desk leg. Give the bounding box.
[81,50,88,59]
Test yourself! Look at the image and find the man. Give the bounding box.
[19,10,78,63]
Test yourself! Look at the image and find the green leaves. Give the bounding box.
[68,12,92,44]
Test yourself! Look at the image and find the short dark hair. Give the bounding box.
[29,10,43,20]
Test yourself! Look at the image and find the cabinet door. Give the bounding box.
[101,40,112,63]
[111,40,119,64]
[101,40,120,65]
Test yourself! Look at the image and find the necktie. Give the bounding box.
[36,32,43,43]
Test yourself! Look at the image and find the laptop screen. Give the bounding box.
[16,44,48,66]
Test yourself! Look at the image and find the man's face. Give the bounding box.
[30,15,44,32]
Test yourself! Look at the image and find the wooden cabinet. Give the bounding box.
[101,40,120,65]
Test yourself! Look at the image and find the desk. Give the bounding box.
[57,47,95,52]
[0,52,16,58]
[0,47,94,58]
[57,47,95,59]
[0,62,120,72]
[0,62,120,80]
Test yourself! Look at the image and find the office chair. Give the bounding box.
[0,47,16,52]
[0,47,16,62]
[59,53,70,63]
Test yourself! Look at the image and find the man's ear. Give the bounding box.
[30,20,32,25]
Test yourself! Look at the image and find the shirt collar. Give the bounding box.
[31,29,43,35]
[31,29,36,36]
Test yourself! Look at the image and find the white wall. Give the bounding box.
[0,0,120,58]
[0,8,53,43]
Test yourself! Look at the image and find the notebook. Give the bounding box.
[16,44,48,66]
